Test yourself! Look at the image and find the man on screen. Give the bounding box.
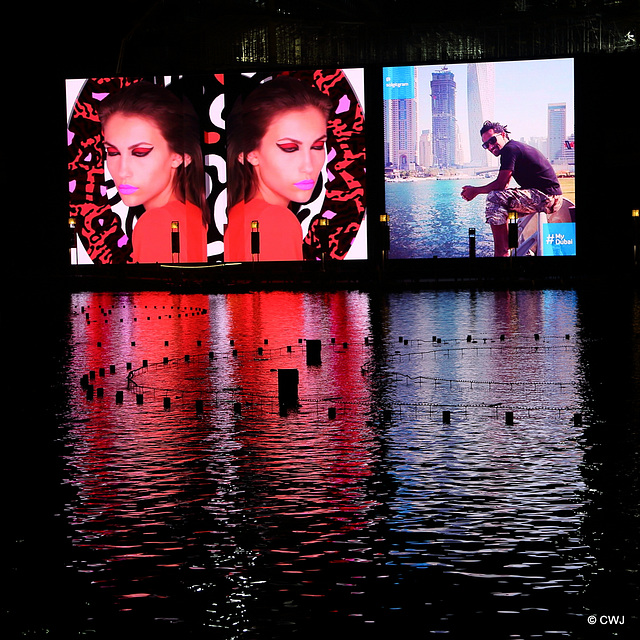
[461,121,563,257]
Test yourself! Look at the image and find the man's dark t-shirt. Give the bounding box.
[499,140,562,195]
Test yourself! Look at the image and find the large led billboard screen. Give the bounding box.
[383,59,575,258]
[66,69,366,265]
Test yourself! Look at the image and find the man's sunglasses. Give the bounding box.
[482,135,498,149]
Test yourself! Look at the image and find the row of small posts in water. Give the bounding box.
[80,331,579,423]
[80,373,583,426]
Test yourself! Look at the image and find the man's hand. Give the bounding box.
[461,185,479,201]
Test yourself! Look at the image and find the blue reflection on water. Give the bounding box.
[13,288,639,638]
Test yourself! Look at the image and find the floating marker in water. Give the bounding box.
[328,407,337,419]
[574,413,582,426]
[278,369,299,407]
[234,402,241,414]
[196,399,203,413]
[443,410,451,423]
[506,411,514,425]
[115,390,123,404]
[306,340,321,365]
[136,394,144,405]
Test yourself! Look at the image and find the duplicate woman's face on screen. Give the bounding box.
[103,113,184,211]
[247,106,327,207]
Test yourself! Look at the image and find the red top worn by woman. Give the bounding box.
[224,198,303,262]
[131,200,208,263]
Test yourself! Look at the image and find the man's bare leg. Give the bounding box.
[491,223,510,257]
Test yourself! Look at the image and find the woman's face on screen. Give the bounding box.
[103,113,184,211]
[247,106,327,207]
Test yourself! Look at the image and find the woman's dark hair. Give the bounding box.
[480,120,510,138]
[98,81,209,225]
[227,75,333,209]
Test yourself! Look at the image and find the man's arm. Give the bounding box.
[461,169,512,201]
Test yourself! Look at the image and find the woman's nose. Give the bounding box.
[117,155,132,180]
[300,150,314,174]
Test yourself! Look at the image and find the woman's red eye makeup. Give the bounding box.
[132,147,153,157]
[104,144,153,157]
[277,143,299,153]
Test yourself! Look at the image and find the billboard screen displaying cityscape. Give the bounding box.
[382,58,575,258]
[66,69,367,265]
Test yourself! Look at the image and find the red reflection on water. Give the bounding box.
[221,291,379,534]
[64,290,381,578]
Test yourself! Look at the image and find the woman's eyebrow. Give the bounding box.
[276,135,327,144]
[103,140,154,149]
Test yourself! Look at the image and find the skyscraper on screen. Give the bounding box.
[383,66,418,171]
[467,62,496,168]
[431,67,457,168]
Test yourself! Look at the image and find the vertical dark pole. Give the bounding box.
[251,220,260,261]
[171,221,180,263]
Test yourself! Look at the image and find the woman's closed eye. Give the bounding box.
[132,146,153,157]
[104,144,153,158]
[276,140,326,153]
[277,143,299,153]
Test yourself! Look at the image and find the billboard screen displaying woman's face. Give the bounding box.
[382,58,575,258]
[65,70,367,266]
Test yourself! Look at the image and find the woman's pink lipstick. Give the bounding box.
[118,184,139,195]
[294,179,315,190]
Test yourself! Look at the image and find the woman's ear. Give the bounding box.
[170,153,187,169]
[182,153,192,168]
[246,151,259,166]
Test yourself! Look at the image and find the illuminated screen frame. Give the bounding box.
[382,58,575,259]
[65,69,367,266]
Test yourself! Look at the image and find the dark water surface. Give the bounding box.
[8,286,639,639]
